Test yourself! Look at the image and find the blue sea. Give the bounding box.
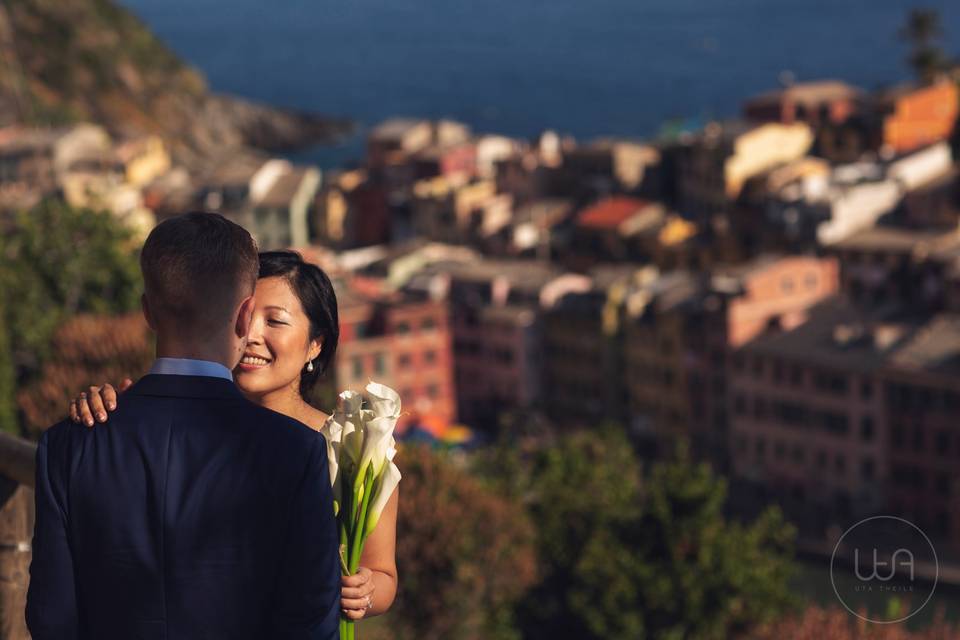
[120,0,960,168]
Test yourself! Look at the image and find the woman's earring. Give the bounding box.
[306,360,315,373]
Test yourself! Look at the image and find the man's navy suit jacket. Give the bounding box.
[26,374,340,640]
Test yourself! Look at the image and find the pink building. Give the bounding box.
[728,297,904,517]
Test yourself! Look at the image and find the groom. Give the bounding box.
[26,213,340,639]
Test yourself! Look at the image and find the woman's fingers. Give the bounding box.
[118,378,134,393]
[341,594,371,609]
[77,392,96,428]
[340,582,374,600]
[341,607,366,620]
[340,570,370,588]
[88,386,109,422]
[102,384,118,411]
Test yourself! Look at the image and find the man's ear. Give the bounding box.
[235,295,256,339]
[141,294,156,332]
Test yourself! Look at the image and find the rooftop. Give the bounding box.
[890,314,960,376]
[742,296,916,373]
[258,167,314,208]
[745,80,861,108]
[831,226,960,261]
[369,118,430,142]
[577,197,652,230]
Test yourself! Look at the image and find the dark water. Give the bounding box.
[119,0,960,167]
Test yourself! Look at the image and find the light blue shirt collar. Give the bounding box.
[149,357,234,381]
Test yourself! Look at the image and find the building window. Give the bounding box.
[860,417,874,442]
[395,321,411,334]
[772,360,784,384]
[913,428,924,452]
[374,353,386,376]
[424,350,437,365]
[816,450,827,469]
[861,458,875,481]
[891,424,905,447]
[936,473,950,496]
[790,365,804,386]
[352,356,364,380]
[426,384,439,399]
[860,379,873,400]
[937,431,950,455]
[753,398,768,420]
[774,441,786,461]
[422,317,436,331]
[804,273,818,290]
[398,353,412,369]
[734,394,748,416]
[781,276,795,293]
[835,455,846,475]
[733,353,745,372]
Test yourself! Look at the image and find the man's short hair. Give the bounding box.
[140,212,259,335]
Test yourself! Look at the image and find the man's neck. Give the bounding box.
[154,339,236,371]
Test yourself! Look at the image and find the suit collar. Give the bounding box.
[127,374,245,401]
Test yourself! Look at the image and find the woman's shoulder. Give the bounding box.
[299,404,330,433]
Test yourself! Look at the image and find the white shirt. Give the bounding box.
[148,357,234,381]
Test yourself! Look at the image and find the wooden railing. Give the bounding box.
[0,432,36,640]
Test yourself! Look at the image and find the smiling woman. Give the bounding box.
[236,250,340,406]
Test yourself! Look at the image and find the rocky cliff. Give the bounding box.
[0,0,350,163]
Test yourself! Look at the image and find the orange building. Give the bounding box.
[879,80,959,154]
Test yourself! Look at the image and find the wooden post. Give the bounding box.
[0,479,33,640]
[0,432,39,640]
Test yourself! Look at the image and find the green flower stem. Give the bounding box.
[349,465,376,573]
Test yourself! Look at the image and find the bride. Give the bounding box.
[69,250,397,622]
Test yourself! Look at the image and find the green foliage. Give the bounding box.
[476,428,797,640]
[583,443,796,640]
[0,200,142,434]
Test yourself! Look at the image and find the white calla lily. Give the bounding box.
[338,389,363,416]
[364,461,401,538]
[365,381,401,418]
[358,415,399,478]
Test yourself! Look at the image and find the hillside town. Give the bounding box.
[4,69,960,559]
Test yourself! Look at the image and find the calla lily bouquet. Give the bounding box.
[320,381,402,640]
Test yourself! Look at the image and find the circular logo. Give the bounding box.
[830,515,938,624]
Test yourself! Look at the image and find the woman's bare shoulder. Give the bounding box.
[299,404,330,432]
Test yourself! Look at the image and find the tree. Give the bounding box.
[17,313,153,435]
[0,199,142,436]
[586,443,796,639]
[476,427,797,640]
[899,9,949,83]
[365,445,536,640]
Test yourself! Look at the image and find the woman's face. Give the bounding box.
[234,276,321,397]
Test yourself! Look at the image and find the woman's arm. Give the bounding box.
[339,486,399,619]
